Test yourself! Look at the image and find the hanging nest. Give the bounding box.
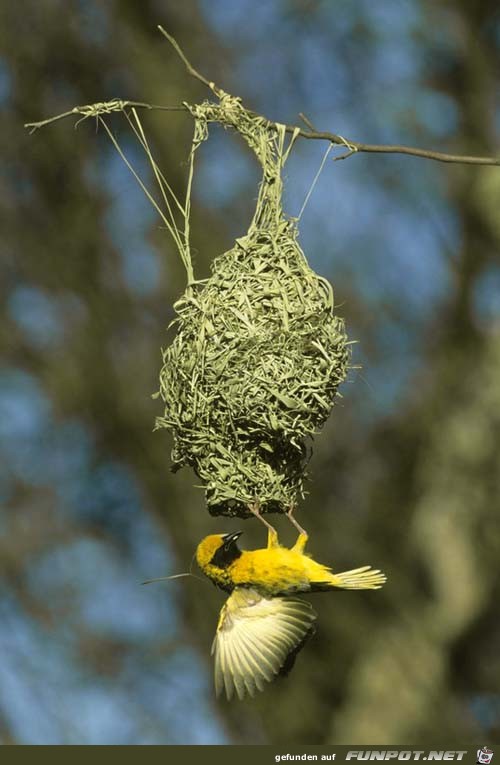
[156,93,350,518]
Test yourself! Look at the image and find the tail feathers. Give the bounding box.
[319,565,386,590]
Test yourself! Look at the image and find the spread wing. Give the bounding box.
[212,587,316,700]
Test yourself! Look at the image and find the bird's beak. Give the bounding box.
[222,531,243,544]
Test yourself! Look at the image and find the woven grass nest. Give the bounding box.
[156,94,350,518]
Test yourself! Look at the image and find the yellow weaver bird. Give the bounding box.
[196,529,386,700]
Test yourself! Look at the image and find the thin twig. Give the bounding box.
[157,25,221,96]
[299,112,317,132]
[284,128,499,165]
[24,100,185,133]
[24,31,500,168]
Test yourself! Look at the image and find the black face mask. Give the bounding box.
[210,538,242,569]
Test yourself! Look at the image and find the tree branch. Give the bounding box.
[284,129,499,165]
[25,28,500,168]
[157,26,500,168]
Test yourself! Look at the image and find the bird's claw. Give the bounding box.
[248,501,278,538]
[286,504,308,548]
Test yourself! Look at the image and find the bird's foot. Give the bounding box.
[267,528,280,548]
[291,532,309,553]
[286,505,308,551]
[248,502,278,542]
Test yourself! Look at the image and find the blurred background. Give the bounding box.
[1,0,499,745]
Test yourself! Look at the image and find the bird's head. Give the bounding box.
[195,532,243,580]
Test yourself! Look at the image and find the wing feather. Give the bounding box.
[226,632,250,700]
[212,588,316,700]
[238,630,276,681]
[226,615,274,685]
[228,624,267,695]
[236,633,272,689]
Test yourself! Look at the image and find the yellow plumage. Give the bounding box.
[196,530,386,595]
[196,530,386,699]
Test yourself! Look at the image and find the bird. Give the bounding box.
[196,528,386,596]
[196,528,386,699]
